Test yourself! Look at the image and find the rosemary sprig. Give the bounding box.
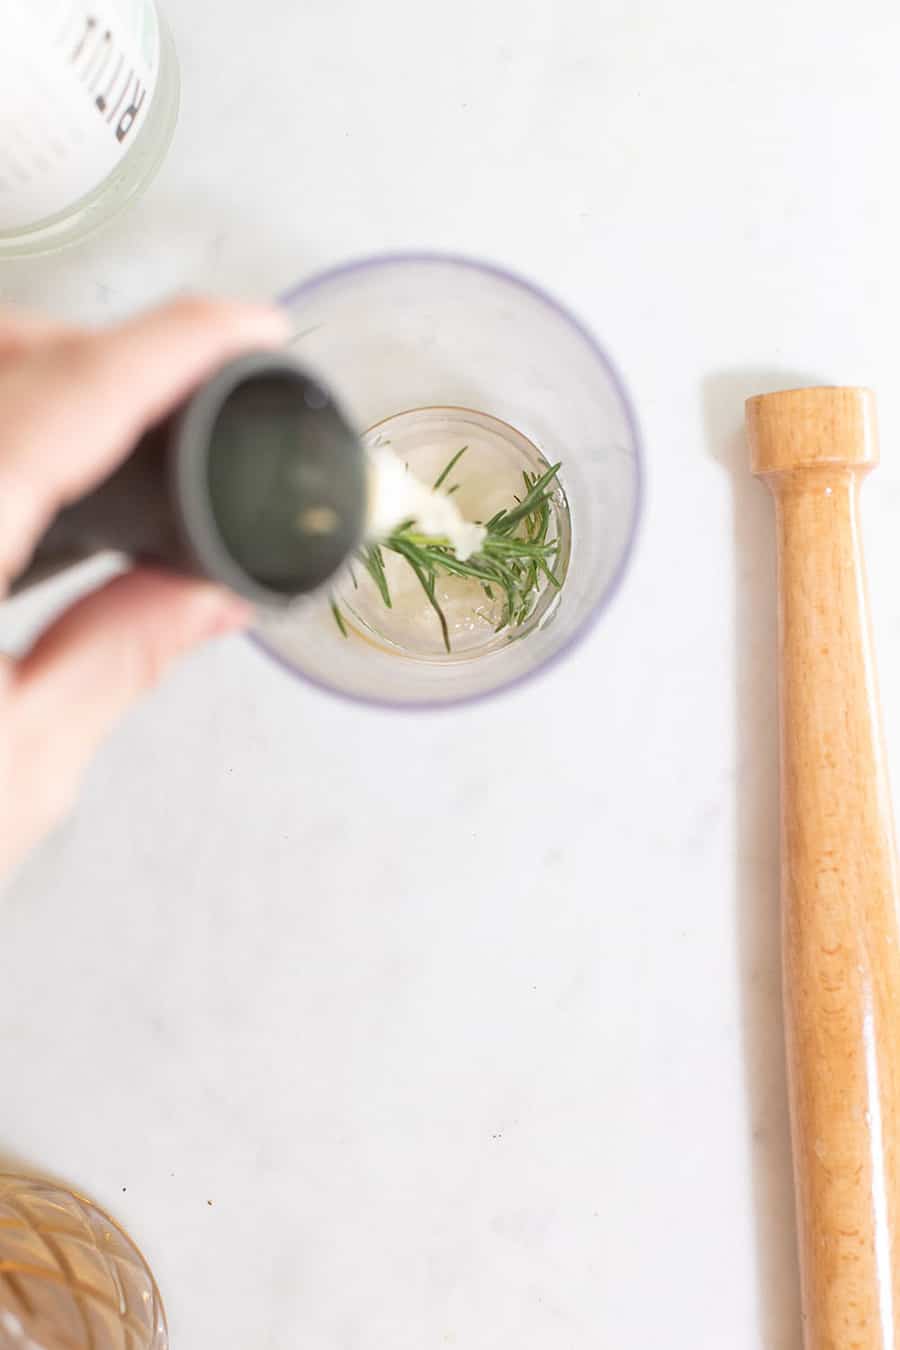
[334,449,563,652]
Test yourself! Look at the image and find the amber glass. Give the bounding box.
[0,1176,167,1349]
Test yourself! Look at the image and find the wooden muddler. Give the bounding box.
[748,387,900,1349]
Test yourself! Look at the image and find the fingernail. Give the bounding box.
[213,595,254,635]
[195,587,254,639]
[238,304,291,342]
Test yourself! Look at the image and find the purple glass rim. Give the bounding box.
[251,250,644,712]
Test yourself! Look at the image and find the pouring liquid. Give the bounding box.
[340,406,570,660]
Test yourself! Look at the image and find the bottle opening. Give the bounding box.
[205,369,366,598]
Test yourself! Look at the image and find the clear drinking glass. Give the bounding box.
[0,1175,167,1349]
[256,254,642,707]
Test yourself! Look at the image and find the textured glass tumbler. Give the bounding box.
[256,254,642,707]
[0,1176,167,1350]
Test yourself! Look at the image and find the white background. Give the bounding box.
[3,1,900,1345]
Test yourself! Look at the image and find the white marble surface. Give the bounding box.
[4,0,900,1344]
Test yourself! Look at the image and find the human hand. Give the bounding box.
[0,296,288,879]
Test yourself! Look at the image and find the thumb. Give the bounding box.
[10,568,250,844]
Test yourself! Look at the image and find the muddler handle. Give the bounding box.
[748,387,900,1349]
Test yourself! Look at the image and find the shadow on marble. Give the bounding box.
[703,368,824,1350]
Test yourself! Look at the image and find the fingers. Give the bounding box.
[0,296,289,587]
[55,296,290,463]
[0,308,70,358]
[7,567,250,856]
[0,297,284,878]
